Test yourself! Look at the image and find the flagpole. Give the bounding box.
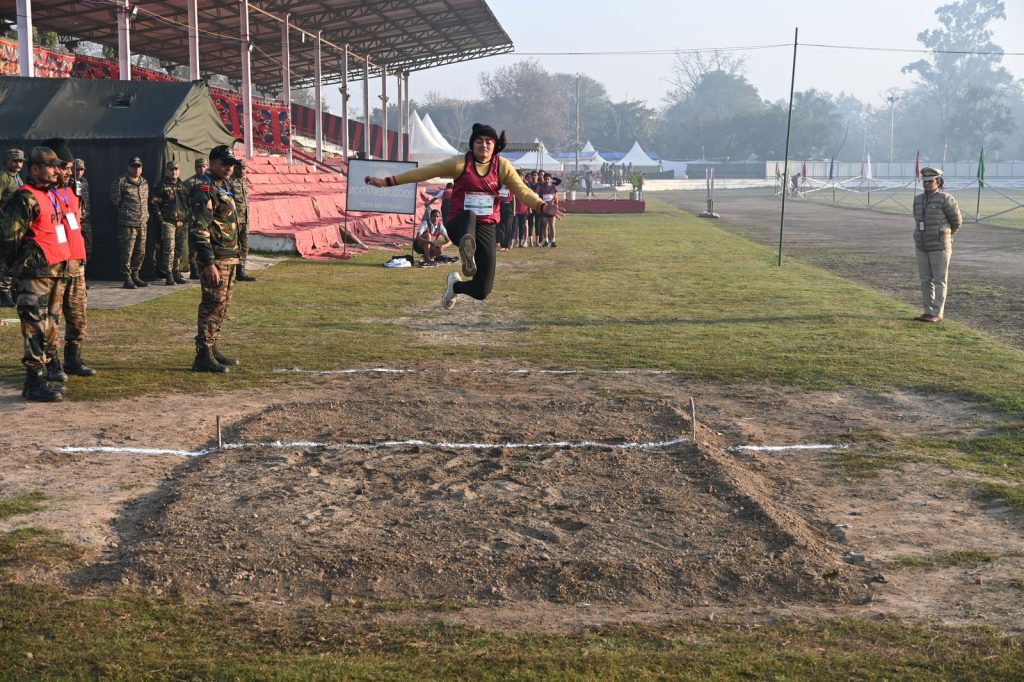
[778,27,798,268]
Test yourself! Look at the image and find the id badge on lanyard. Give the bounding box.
[49,191,68,243]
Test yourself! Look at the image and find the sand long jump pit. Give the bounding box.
[113,368,874,613]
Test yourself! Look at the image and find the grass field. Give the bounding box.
[2,197,1024,679]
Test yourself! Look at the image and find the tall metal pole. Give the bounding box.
[886,93,899,165]
[363,57,371,158]
[575,73,581,176]
[403,72,411,161]
[380,62,389,160]
[117,0,132,81]
[777,27,798,268]
[340,46,349,159]
[240,0,254,159]
[281,14,291,163]
[16,0,34,77]
[396,71,404,158]
[314,30,323,163]
[187,0,200,80]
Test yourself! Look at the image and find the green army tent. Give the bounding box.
[0,76,236,279]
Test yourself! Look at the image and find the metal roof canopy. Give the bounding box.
[4,0,514,89]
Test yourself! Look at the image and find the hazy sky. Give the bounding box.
[328,0,1024,115]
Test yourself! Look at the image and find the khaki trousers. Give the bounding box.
[916,247,952,318]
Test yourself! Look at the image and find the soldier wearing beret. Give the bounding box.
[0,148,26,307]
[0,146,71,401]
[189,145,242,373]
[109,156,150,289]
[151,160,189,285]
[912,167,962,323]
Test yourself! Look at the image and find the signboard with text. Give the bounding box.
[346,159,419,214]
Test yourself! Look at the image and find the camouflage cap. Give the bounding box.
[4,148,25,162]
[43,138,74,164]
[195,158,207,169]
[29,146,60,166]
[920,167,943,178]
[73,158,86,170]
[165,160,180,172]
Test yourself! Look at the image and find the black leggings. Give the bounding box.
[447,210,496,301]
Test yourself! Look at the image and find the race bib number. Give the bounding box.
[464,192,494,216]
[542,193,555,202]
[55,222,68,244]
[65,213,80,231]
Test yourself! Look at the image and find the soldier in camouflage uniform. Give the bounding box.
[0,146,71,402]
[109,156,150,289]
[0,148,26,307]
[73,159,93,263]
[231,160,257,282]
[151,160,189,285]
[183,158,208,280]
[190,145,242,373]
[49,149,96,379]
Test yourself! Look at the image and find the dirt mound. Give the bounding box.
[117,373,871,607]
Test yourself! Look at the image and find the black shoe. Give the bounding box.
[22,369,62,402]
[550,241,557,248]
[165,276,176,286]
[132,275,149,288]
[46,351,68,383]
[459,233,477,277]
[212,345,239,367]
[192,347,229,373]
[123,278,137,290]
[236,267,257,282]
[63,346,97,377]
[189,266,200,280]
[173,271,187,284]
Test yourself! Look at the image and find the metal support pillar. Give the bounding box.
[380,63,389,160]
[240,0,254,158]
[340,46,349,158]
[314,31,323,163]
[281,14,292,163]
[396,72,404,160]
[16,0,34,77]
[403,72,410,160]
[363,58,371,158]
[187,0,200,79]
[117,0,132,81]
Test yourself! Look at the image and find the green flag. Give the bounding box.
[977,148,986,184]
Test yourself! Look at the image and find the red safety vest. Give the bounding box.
[53,186,86,261]
[449,152,501,225]
[21,184,72,266]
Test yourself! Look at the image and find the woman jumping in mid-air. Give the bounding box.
[366,123,563,309]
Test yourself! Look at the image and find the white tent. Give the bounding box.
[507,145,563,172]
[617,141,660,170]
[421,113,460,155]
[582,140,597,154]
[408,111,457,164]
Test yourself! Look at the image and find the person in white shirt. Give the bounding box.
[414,209,451,265]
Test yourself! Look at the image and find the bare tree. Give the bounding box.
[667,49,747,101]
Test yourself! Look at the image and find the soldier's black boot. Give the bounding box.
[189,264,200,280]
[212,345,239,366]
[165,275,176,286]
[46,350,68,383]
[22,368,62,402]
[236,266,256,282]
[192,346,228,373]
[173,271,187,284]
[63,346,97,377]
[132,273,149,288]
[123,277,136,289]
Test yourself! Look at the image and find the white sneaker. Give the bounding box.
[442,272,461,310]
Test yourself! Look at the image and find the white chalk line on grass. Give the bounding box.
[273,367,670,376]
[728,444,849,453]
[57,436,692,459]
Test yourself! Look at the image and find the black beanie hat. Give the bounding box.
[468,123,507,155]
